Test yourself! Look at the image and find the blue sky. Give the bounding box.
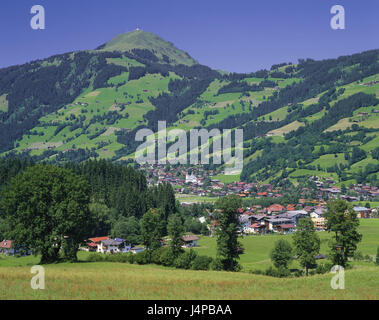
[0,0,378,72]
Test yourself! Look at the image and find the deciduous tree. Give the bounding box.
[0,164,91,263]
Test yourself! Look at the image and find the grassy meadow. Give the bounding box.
[0,219,378,299]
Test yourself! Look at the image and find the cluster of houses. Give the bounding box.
[236,204,327,235]
[141,164,258,198]
[80,235,200,254]
[141,164,379,206]
[81,236,144,254]
[233,201,377,235]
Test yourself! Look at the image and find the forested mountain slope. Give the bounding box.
[0,31,378,186]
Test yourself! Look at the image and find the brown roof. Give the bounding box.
[182,235,200,242]
[0,240,13,249]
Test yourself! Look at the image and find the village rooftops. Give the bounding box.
[353,206,370,212]
[0,240,13,249]
[267,204,285,213]
[266,218,293,224]
[278,224,295,229]
[88,236,109,243]
[250,215,266,220]
[101,239,123,246]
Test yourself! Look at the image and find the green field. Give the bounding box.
[0,220,378,299]
[193,219,379,271]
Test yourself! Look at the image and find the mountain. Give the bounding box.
[0,31,378,187]
[97,29,197,66]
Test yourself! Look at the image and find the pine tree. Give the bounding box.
[293,218,320,275]
[167,214,184,258]
[214,195,242,271]
[270,239,293,270]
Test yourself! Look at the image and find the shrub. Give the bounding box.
[127,253,135,264]
[308,270,317,276]
[159,248,176,267]
[104,253,130,263]
[174,249,198,269]
[134,251,149,265]
[86,253,105,262]
[293,269,304,277]
[315,262,334,274]
[151,247,166,265]
[191,255,213,270]
[210,258,224,271]
[264,266,291,278]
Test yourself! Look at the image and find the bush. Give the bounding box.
[159,248,176,267]
[86,253,105,262]
[293,269,304,277]
[104,253,130,263]
[308,270,317,276]
[210,258,224,271]
[151,247,166,265]
[174,249,198,269]
[127,253,135,264]
[191,255,213,270]
[134,251,149,265]
[315,262,334,274]
[264,266,291,278]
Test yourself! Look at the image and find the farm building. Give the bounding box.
[182,235,200,248]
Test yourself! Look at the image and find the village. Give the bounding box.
[140,163,379,201]
[1,163,378,257]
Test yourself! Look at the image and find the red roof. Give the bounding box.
[88,236,109,243]
[87,242,98,247]
[250,223,261,228]
[0,240,13,249]
[279,224,295,229]
[268,204,284,212]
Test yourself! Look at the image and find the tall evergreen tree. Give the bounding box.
[293,218,320,275]
[214,195,242,271]
[167,214,184,259]
[270,239,293,270]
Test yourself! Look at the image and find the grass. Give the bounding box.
[212,174,240,184]
[267,121,305,137]
[175,194,219,203]
[0,262,378,299]
[0,220,378,299]
[310,153,348,169]
[0,94,8,112]
[193,220,379,271]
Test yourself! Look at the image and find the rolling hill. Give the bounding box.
[0,30,378,186]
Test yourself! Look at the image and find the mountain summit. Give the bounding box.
[98,29,197,66]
